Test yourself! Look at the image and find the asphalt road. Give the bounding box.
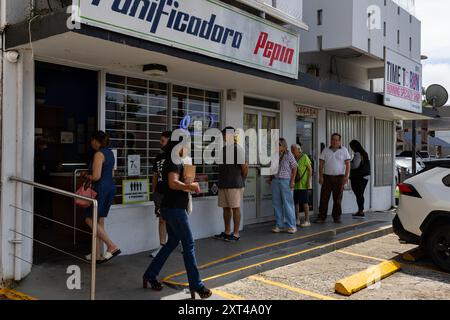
[214,234,450,300]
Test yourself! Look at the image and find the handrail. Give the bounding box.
[9,176,98,300]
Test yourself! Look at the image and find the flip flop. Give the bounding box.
[85,254,106,264]
[102,249,122,263]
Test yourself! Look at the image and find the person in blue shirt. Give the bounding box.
[84,131,121,264]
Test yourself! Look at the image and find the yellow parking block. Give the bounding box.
[335,260,401,296]
[0,288,36,300]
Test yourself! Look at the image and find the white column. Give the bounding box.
[0,49,34,281]
[281,100,296,145]
[222,90,244,129]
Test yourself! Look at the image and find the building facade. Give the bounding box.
[1,0,425,282]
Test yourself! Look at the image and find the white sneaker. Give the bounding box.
[150,245,164,258]
[272,227,283,233]
[300,220,311,228]
[286,227,298,234]
[296,218,301,227]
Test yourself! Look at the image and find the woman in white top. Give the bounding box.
[349,140,370,218]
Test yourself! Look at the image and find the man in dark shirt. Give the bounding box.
[214,127,248,242]
[150,131,171,258]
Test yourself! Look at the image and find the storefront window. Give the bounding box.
[172,85,221,198]
[105,74,221,204]
[105,74,168,204]
[327,111,366,147]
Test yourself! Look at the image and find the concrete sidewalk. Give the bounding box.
[13,211,396,300]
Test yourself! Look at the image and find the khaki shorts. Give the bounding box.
[218,188,244,209]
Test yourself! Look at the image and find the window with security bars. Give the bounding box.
[105,74,222,204]
[171,85,221,198]
[375,119,394,186]
[326,111,367,148]
[105,74,168,204]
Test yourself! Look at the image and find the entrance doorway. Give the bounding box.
[296,114,318,214]
[243,107,280,225]
[34,62,98,263]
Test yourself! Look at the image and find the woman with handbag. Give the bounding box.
[82,131,121,264]
[291,144,312,228]
[349,140,371,219]
[142,140,212,300]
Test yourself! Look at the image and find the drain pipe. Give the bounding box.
[0,0,6,32]
[13,52,24,281]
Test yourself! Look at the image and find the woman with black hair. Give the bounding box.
[349,140,371,219]
[84,131,121,263]
[143,139,212,300]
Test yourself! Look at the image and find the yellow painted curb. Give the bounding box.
[212,289,246,300]
[0,288,37,300]
[335,260,401,296]
[402,248,424,262]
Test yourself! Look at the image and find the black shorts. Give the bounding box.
[293,189,309,205]
[153,192,164,218]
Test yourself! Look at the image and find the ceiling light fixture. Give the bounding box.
[143,64,168,76]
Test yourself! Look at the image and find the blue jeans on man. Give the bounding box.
[271,178,296,229]
[143,208,203,291]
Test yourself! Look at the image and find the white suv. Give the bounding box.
[394,161,450,272]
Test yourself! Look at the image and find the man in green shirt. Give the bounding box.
[291,144,312,227]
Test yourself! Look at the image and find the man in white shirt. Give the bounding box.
[315,133,351,224]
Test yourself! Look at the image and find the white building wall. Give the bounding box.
[223,90,244,130]
[300,0,421,62]
[299,52,371,90]
[281,99,296,146]
[300,0,354,53]
[3,0,29,26]
[106,198,227,255]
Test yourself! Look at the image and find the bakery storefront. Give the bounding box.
[2,0,305,276]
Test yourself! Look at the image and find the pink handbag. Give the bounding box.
[75,184,97,208]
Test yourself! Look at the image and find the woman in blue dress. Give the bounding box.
[84,131,121,264]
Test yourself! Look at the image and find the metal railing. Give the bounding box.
[9,176,98,300]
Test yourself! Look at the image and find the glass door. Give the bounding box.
[296,117,317,213]
[243,111,258,223]
[243,108,279,225]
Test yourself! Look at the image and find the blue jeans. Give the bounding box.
[271,178,296,229]
[143,208,203,291]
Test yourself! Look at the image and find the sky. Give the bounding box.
[416,0,450,95]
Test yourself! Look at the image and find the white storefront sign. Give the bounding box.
[73,0,299,79]
[123,179,150,204]
[384,49,422,113]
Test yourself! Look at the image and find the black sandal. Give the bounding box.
[190,286,212,300]
[143,278,164,291]
[226,235,241,242]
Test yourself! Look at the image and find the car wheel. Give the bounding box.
[427,224,450,273]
